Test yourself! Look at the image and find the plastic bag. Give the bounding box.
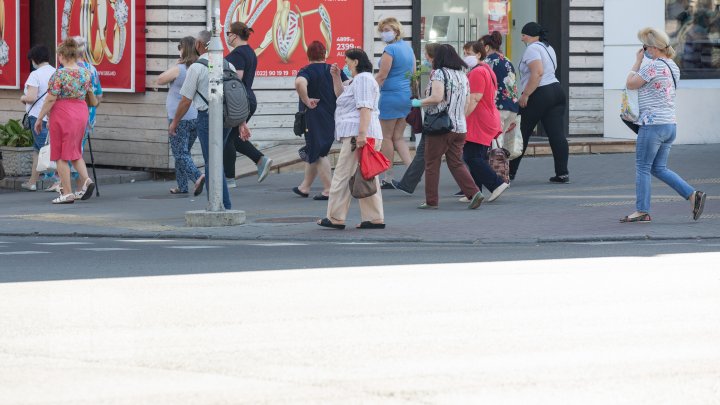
[359,138,390,181]
[500,114,524,161]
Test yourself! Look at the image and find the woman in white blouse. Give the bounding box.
[317,48,385,230]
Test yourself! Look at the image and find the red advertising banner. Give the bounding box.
[55,0,145,92]
[0,0,20,88]
[488,0,509,35]
[221,0,364,77]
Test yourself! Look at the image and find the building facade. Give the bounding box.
[0,0,717,171]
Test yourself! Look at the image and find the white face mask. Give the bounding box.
[32,62,39,70]
[463,55,478,68]
[381,31,396,43]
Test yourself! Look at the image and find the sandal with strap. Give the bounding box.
[52,193,75,204]
[619,213,651,223]
[170,187,188,194]
[80,178,95,201]
[692,191,706,221]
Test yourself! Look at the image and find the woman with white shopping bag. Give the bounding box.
[479,31,522,160]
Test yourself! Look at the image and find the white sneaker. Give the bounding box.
[458,196,470,203]
[226,177,237,189]
[488,182,509,202]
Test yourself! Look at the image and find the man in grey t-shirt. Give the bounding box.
[168,31,250,210]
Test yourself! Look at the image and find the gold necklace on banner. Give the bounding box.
[0,0,9,67]
[63,0,128,65]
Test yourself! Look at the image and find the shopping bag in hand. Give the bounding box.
[359,138,390,181]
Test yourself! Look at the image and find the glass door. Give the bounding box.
[419,0,537,64]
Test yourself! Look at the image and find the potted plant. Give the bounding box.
[0,119,35,177]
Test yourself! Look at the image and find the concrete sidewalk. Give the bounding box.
[0,144,718,244]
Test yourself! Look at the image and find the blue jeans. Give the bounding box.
[635,124,694,212]
[168,119,202,193]
[196,110,232,209]
[28,116,48,151]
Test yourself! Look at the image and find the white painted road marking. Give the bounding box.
[165,246,224,250]
[78,248,140,252]
[251,243,308,246]
[116,239,174,243]
[0,251,50,255]
[35,242,94,246]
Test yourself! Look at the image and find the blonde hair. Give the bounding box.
[638,27,676,59]
[57,38,81,61]
[378,17,403,38]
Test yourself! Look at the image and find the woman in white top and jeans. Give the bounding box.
[512,22,569,183]
[19,45,55,190]
[621,27,706,223]
[317,48,385,230]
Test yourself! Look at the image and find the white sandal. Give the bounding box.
[52,193,75,204]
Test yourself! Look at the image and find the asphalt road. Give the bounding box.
[1,237,719,404]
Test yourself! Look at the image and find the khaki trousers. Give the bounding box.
[327,138,384,223]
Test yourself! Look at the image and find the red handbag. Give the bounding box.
[359,138,391,181]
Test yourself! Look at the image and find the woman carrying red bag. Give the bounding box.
[317,49,386,230]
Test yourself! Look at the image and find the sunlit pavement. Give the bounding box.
[1,244,718,404]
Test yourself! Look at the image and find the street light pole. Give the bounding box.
[207,0,224,212]
[185,0,245,227]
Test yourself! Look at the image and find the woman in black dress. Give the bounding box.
[293,41,348,200]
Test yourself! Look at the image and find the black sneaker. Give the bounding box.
[549,175,570,184]
[380,180,396,190]
[453,190,464,197]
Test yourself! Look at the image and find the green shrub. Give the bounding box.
[0,119,34,147]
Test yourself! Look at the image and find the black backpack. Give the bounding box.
[193,59,250,128]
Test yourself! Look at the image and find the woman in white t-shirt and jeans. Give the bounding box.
[621,27,706,223]
[512,22,569,183]
[19,45,56,191]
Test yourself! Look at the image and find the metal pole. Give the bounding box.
[207,0,225,212]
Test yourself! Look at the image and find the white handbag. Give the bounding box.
[620,88,640,123]
[36,132,56,173]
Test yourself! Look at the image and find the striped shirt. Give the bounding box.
[425,68,470,133]
[637,58,680,125]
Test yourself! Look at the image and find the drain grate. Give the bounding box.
[255,216,318,224]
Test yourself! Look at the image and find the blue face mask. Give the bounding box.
[644,50,653,59]
[381,31,396,43]
[422,58,431,68]
[342,64,353,78]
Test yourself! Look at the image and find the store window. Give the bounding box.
[666,0,720,79]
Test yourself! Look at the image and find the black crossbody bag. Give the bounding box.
[22,91,48,130]
[422,68,454,136]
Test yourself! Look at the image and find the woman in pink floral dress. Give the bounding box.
[34,38,95,204]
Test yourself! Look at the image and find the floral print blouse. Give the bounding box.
[48,67,92,100]
[485,53,520,113]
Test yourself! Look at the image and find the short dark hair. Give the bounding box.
[229,21,254,41]
[27,45,50,64]
[471,41,487,60]
[463,41,475,51]
[345,48,373,74]
[432,44,467,71]
[306,41,327,62]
